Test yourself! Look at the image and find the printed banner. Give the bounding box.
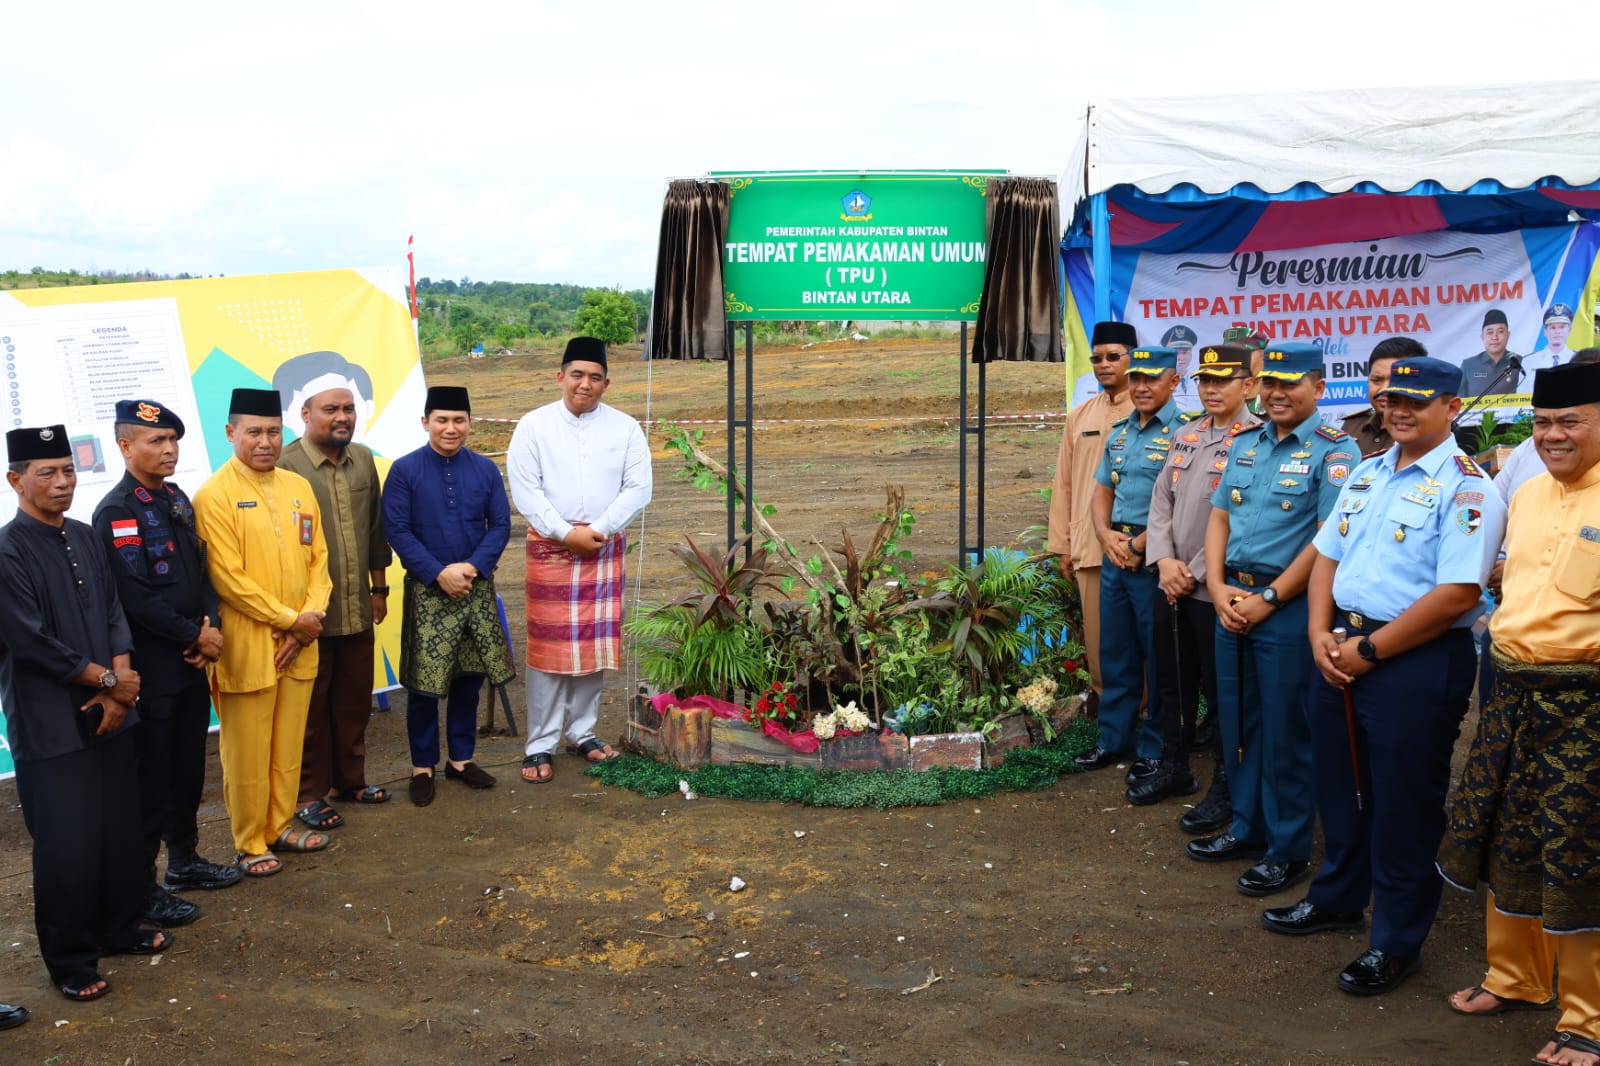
[0,267,427,778]
[717,171,1000,321]
[1064,224,1600,421]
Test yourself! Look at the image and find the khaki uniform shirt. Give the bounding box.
[194,458,332,691]
[1048,390,1133,571]
[1340,407,1393,459]
[278,438,391,637]
[1490,461,1600,663]
[1146,410,1261,603]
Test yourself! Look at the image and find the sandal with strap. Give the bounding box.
[1451,984,1559,1016]
[337,785,390,804]
[565,737,620,762]
[273,826,329,853]
[1536,1032,1600,1066]
[58,976,110,1002]
[294,798,343,830]
[236,852,282,877]
[521,752,553,783]
[111,929,173,956]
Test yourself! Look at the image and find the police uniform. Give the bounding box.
[93,400,238,904]
[1284,358,1505,988]
[1192,342,1356,888]
[1139,344,1260,813]
[1339,407,1392,459]
[1081,346,1195,765]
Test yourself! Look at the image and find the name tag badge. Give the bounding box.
[298,513,315,545]
[237,500,257,508]
[1580,525,1600,543]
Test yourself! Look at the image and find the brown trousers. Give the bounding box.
[297,630,376,806]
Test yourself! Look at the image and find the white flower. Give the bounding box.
[839,707,872,732]
[812,714,837,740]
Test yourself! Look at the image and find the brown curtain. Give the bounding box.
[972,176,1063,363]
[645,179,729,361]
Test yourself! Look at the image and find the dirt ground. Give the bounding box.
[0,339,1546,1065]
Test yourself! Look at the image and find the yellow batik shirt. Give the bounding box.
[1491,461,1600,664]
[194,457,332,691]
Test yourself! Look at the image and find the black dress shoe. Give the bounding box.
[1236,859,1311,897]
[1124,758,1161,785]
[446,761,497,789]
[0,1002,27,1030]
[144,885,200,928]
[409,772,436,807]
[1190,719,1217,751]
[1126,765,1199,806]
[1073,746,1126,771]
[164,856,242,891]
[1261,899,1365,936]
[1186,833,1267,863]
[1179,778,1233,834]
[1336,948,1419,996]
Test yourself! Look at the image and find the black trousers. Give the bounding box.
[1151,593,1222,772]
[15,731,146,986]
[134,677,214,875]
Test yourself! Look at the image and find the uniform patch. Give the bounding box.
[1452,490,1485,507]
[1579,525,1600,543]
[1315,425,1349,442]
[133,486,154,503]
[1327,463,1350,486]
[154,560,171,575]
[1453,455,1485,478]
[298,513,314,545]
[1182,432,1200,443]
[1456,507,1483,535]
[110,519,139,540]
[1278,461,1311,475]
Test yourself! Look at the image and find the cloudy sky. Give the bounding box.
[3,0,1593,289]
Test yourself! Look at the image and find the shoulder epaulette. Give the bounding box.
[1226,420,1254,437]
[1453,455,1485,478]
[1109,415,1131,429]
[1314,424,1349,442]
[1176,411,1199,424]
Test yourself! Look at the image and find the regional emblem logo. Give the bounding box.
[840,190,872,221]
[136,402,161,423]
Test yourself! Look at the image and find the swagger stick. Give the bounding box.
[1332,627,1365,811]
[1230,597,1247,764]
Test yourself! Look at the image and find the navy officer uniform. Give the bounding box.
[93,399,240,922]
[1264,357,1505,995]
[1077,346,1195,772]
[1189,342,1356,896]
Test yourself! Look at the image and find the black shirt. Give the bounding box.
[0,511,135,762]
[93,473,218,699]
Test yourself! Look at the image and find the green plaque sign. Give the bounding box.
[716,170,1001,321]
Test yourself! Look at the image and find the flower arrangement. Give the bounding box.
[1016,675,1058,715]
[810,699,872,741]
[746,681,800,728]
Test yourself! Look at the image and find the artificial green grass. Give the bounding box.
[585,716,1099,808]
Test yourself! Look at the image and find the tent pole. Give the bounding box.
[743,320,754,559]
[976,349,987,560]
[725,328,736,554]
[1092,193,1112,322]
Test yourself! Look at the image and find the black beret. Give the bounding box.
[7,425,71,463]
[1091,321,1138,348]
[229,388,283,418]
[425,385,471,414]
[562,336,608,369]
[114,398,185,439]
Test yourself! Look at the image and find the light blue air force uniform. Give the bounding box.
[1091,397,1194,758]
[1305,438,1505,958]
[1209,413,1357,862]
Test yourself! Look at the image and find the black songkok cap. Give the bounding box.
[562,336,608,369]
[229,388,283,418]
[1532,361,1600,409]
[7,425,71,463]
[425,385,471,414]
[114,398,186,439]
[1482,308,1508,329]
[1091,321,1138,348]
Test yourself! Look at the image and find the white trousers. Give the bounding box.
[524,669,605,755]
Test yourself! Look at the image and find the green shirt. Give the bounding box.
[278,437,392,636]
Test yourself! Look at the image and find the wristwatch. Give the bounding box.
[371,586,390,596]
[99,669,118,690]
[1357,637,1381,664]
[1259,586,1280,607]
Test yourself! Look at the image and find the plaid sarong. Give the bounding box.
[1438,647,1600,933]
[398,574,516,698]
[525,531,625,675]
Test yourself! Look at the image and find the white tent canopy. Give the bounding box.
[1062,79,1600,209]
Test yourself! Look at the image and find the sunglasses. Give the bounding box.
[1088,354,1126,365]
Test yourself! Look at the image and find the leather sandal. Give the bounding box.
[521,753,553,782]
